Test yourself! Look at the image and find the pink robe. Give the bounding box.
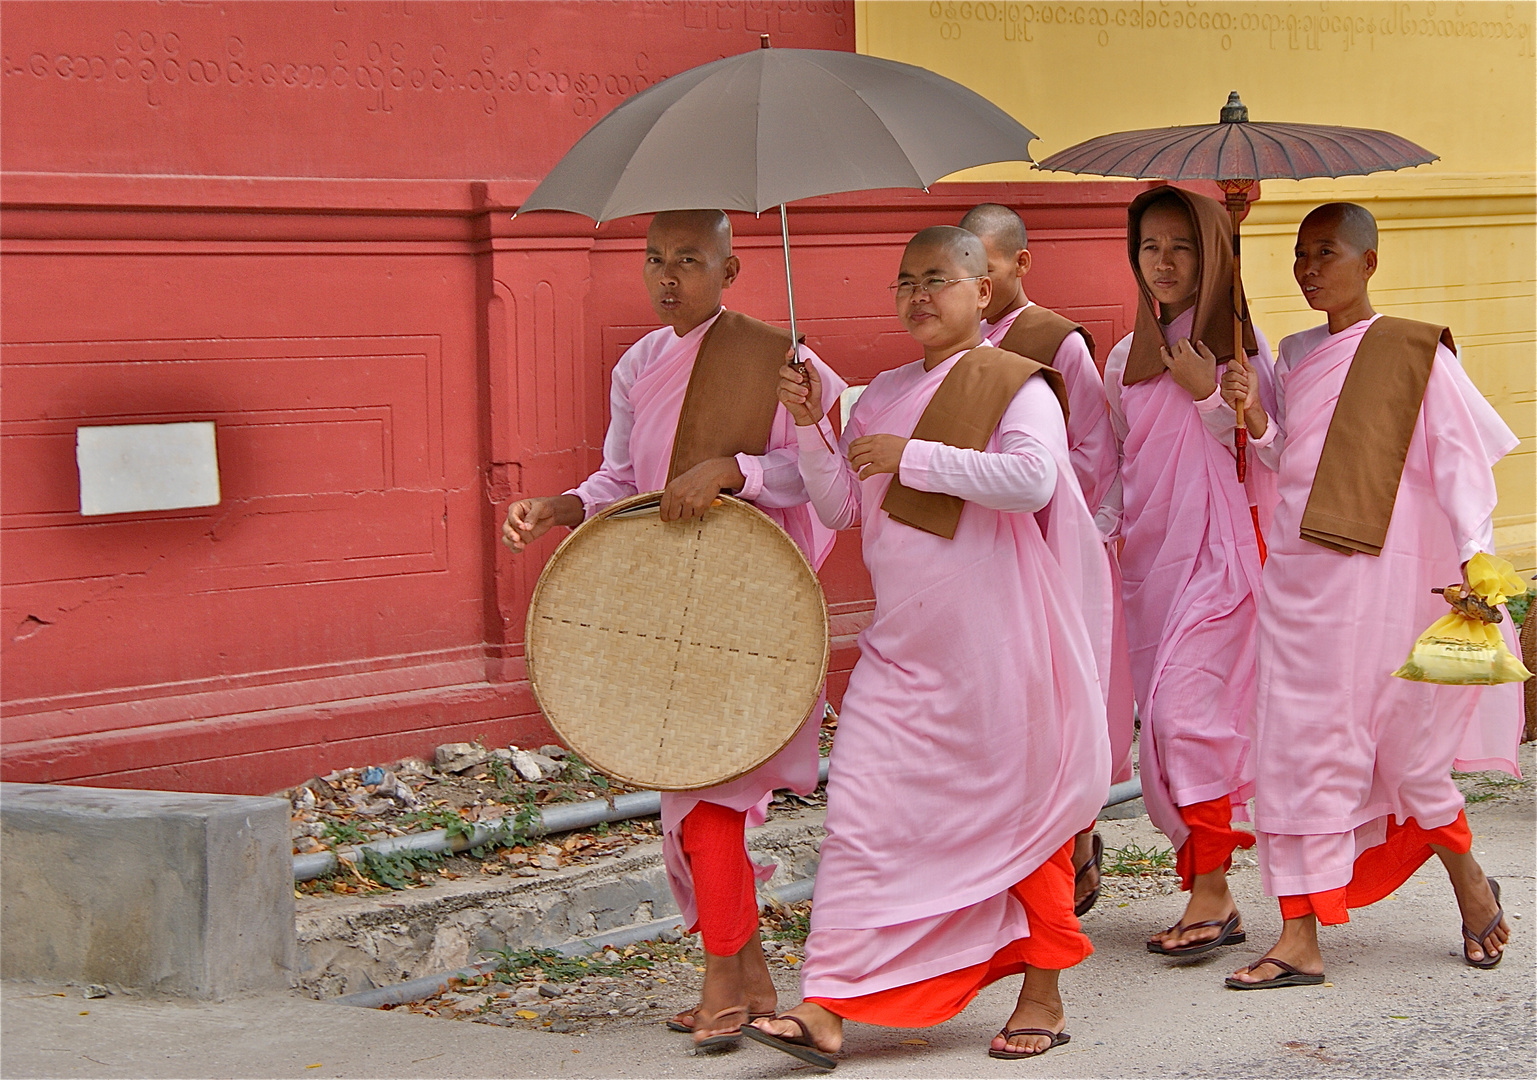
[1248,317,1521,896]
[985,303,1133,782]
[793,350,1111,999]
[566,307,849,930]
[1102,307,1278,852]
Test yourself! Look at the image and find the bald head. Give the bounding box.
[644,209,739,335]
[958,203,1028,255]
[648,209,733,259]
[1301,202,1378,255]
[905,225,987,276]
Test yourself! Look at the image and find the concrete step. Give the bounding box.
[296,805,825,999]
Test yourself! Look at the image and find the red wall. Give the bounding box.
[1,2,1144,795]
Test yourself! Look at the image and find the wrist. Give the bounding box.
[552,494,586,527]
[717,457,747,493]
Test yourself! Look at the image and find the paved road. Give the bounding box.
[4,756,1533,1079]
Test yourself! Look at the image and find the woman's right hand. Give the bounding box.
[778,349,824,427]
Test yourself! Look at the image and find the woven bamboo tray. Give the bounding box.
[525,491,829,791]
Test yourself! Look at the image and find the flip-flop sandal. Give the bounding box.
[667,1006,774,1033]
[1074,833,1104,918]
[1224,956,1325,990]
[740,1014,838,1071]
[690,1005,750,1050]
[1147,911,1247,957]
[1462,877,1505,970]
[988,1027,1071,1059]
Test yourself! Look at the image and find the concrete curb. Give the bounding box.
[329,875,817,1009]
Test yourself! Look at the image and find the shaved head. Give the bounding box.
[1301,202,1378,254]
[905,225,986,276]
[648,209,733,259]
[958,203,1028,254]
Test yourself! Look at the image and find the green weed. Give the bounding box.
[1104,842,1177,876]
[359,846,444,889]
[321,820,366,847]
[762,900,811,944]
[480,945,655,985]
[1507,587,1534,628]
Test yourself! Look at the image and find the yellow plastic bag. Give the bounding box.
[1393,553,1535,685]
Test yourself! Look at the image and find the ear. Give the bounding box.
[1362,248,1377,280]
[1016,248,1032,279]
[975,274,993,311]
[721,255,741,289]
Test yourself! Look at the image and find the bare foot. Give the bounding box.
[672,932,778,1033]
[1228,915,1324,985]
[749,1002,843,1054]
[990,966,1066,1057]
[691,940,774,1044]
[692,1004,747,1045]
[1151,866,1240,951]
[1072,831,1101,909]
[1437,851,1508,964]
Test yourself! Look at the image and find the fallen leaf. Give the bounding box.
[901,1038,928,1045]
[78,1011,89,1016]
[515,1010,539,1019]
[306,1065,323,1070]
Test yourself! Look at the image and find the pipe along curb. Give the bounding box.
[295,756,835,883]
[298,762,1140,882]
[325,777,1142,1009]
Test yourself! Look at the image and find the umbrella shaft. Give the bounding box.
[780,204,798,353]
[1230,208,1247,484]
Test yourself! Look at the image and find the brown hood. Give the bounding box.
[1124,185,1257,386]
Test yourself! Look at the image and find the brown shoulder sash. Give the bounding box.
[881,346,1068,540]
[667,309,790,483]
[1300,316,1454,556]
[997,304,1096,369]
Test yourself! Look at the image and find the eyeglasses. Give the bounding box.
[887,275,984,301]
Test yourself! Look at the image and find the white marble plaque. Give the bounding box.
[76,422,221,517]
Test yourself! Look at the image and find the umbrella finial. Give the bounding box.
[761,34,771,49]
[1221,91,1248,123]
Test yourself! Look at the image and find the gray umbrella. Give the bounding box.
[519,37,1038,349]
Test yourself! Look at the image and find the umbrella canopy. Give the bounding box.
[520,41,1038,221]
[1037,92,1437,488]
[1037,92,1437,182]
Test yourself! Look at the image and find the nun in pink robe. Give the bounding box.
[567,306,848,934]
[1102,303,1277,896]
[788,349,1111,1017]
[1247,316,1521,921]
[984,304,1134,787]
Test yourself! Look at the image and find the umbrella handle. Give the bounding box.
[1226,190,1252,484]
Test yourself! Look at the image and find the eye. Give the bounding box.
[924,277,949,290]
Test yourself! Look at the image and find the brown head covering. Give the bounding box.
[1124,185,1257,386]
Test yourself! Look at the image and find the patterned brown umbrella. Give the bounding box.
[1039,93,1438,480]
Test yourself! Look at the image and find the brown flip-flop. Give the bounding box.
[1462,877,1505,970]
[1224,956,1324,990]
[989,1027,1071,1059]
[1074,833,1103,918]
[667,1006,774,1033]
[688,1005,751,1050]
[1147,911,1246,956]
[741,1014,838,1071]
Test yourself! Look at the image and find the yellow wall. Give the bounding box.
[858,0,1536,572]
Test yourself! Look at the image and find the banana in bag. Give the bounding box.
[1393,553,1534,686]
